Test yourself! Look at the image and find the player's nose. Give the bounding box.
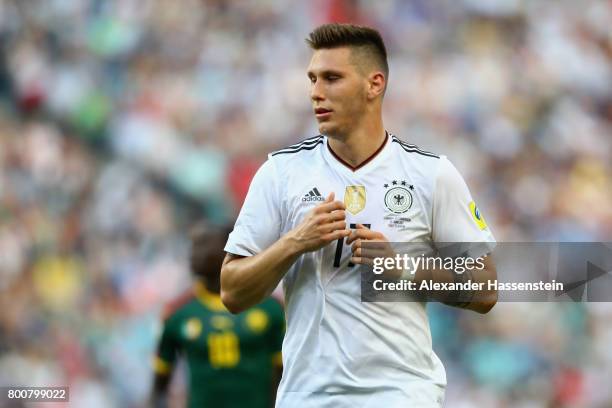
[310,81,325,101]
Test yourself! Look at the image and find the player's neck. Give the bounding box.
[196,278,220,295]
[327,120,386,169]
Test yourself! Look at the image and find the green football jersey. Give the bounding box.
[154,282,284,408]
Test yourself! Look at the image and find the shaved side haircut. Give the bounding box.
[306,23,389,84]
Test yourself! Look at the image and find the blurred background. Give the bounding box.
[0,0,611,406]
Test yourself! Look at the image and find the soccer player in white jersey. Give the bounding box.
[221,23,498,407]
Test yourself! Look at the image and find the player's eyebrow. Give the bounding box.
[307,69,344,78]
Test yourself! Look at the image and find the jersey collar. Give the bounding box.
[323,131,391,175]
[194,281,227,312]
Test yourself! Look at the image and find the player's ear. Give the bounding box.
[367,71,385,100]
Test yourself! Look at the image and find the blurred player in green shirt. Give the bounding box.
[151,223,284,408]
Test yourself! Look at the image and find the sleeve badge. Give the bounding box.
[469,201,488,230]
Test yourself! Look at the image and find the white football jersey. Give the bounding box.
[225,133,496,408]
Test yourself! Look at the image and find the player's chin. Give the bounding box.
[317,121,337,135]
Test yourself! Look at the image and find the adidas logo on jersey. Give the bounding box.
[302,187,325,202]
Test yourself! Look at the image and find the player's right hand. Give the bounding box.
[285,192,351,255]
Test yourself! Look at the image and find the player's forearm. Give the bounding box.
[221,235,301,314]
[414,257,497,314]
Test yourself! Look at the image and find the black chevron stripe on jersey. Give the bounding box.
[391,136,439,159]
[272,136,324,156]
[290,134,323,147]
[394,140,439,159]
[272,135,323,154]
[391,134,438,154]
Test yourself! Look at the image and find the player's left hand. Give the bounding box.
[346,224,395,266]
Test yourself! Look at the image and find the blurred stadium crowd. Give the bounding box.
[0,0,610,407]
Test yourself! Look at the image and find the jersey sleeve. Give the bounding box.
[154,317,180,376]
[432,156,496,258]
[225,158,282,256]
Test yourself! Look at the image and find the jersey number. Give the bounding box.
[207,332,240,368]
[333,223,370,267]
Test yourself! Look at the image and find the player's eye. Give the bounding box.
[326,75,340,81]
